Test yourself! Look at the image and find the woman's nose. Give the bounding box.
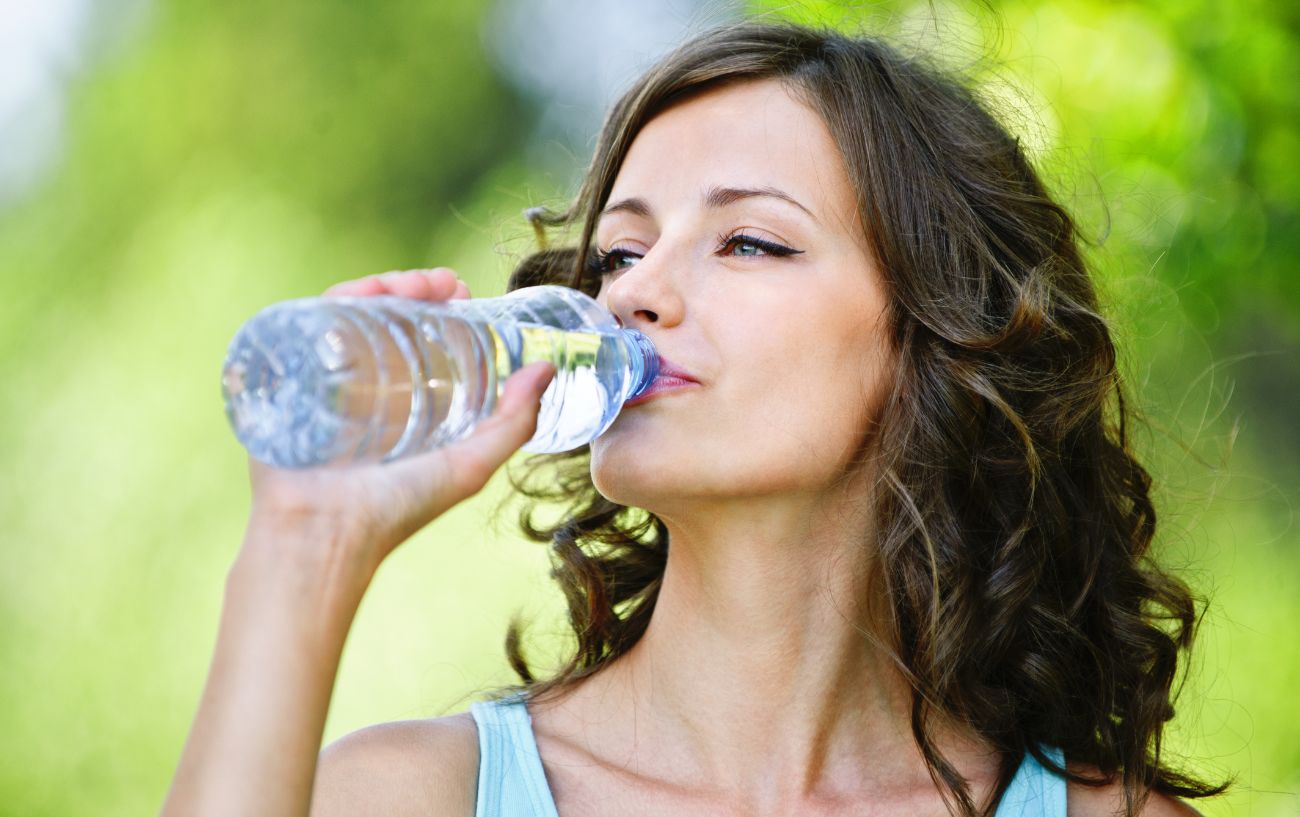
[602,251,684,331]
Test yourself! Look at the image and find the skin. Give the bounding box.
[162,81,1202,817]
[159,267,555,817]
[554,77,908,812]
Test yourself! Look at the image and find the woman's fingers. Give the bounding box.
[450,361,555,495]
[375,271,435,300]
[386,362,555,503]
[323,268,463,301]
[322,276,389,297]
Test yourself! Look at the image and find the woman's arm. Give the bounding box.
[160,515,374,817]
[160,268,553,817]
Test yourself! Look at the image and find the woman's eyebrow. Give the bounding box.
[600,186,817,222]
[703,185,817,222]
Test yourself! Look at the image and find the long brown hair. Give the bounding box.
[496,21,1226,817]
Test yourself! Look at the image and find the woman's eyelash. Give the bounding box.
[588,247,640,276]
[716,232,803,257]
[587,233,804,277]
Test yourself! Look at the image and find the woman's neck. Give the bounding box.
[536,492,1000,812]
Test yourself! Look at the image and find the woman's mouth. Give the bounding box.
[625,358,700,407]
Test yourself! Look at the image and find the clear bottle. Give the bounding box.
[221,285,658,468]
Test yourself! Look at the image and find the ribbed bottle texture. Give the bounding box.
[221,286,657,468]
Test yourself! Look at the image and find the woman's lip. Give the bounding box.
[625,375,699,407]
[653,357,698,383]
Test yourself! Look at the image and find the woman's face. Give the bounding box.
[591,78,892,511]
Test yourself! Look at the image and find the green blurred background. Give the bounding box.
[0,0,1294,815]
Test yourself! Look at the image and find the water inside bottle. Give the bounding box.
[516,324,620,453]
[224,297,640,467]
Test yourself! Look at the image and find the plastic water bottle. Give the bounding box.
[221,285,658,468]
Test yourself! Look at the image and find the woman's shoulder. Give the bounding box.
[1065,762,1204,817]
[311,713,479,817]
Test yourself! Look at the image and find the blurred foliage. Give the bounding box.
[0,1,1295,816]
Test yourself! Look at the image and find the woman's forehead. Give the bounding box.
[606,79,856,226]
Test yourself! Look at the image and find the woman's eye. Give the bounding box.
[718,233,802,259]
[608,250,641,269]
[590,248,642,276]
[589,234,802,278]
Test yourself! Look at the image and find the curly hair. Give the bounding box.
[495,21,1226,817]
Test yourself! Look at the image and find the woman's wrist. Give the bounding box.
[231,512,380,631]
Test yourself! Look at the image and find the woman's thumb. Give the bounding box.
[492,361,556,443]
[439,361,556,495]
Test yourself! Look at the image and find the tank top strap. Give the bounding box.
[467,697,1064,817]
[469,694,561,817]
[994,745,1068,817]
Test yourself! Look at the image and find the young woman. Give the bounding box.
[162,22,1226,817]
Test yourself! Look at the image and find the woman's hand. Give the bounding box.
[161,267,551,817]
[245,267,555,577]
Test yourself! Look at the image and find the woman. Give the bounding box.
[162,22,1226,817]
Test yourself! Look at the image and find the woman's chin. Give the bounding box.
[590,441,683,508]
[590,452,650,507]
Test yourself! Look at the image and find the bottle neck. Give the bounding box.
[621,329,659,400]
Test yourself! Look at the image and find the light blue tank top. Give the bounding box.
[470,695,1067,817]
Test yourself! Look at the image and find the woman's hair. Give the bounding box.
[496,20,1226,817]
